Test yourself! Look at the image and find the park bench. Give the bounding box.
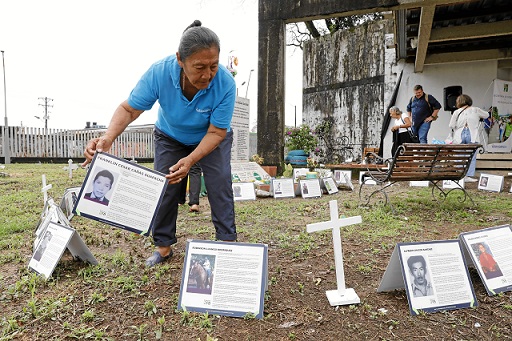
[359,143,483,206]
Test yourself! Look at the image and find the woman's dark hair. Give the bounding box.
[456,94,473,108]
[94,169,114,186]
[179,20,220,61]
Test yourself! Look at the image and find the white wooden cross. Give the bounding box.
[307,200,362,306]
[41,174,52,204]
[62,159,79,179]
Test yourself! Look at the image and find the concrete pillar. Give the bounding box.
[257,18,286,167]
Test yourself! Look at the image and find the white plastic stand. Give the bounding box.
[41,174,52,204]
[306,200,362,306]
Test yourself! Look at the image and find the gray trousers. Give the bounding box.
[152,127,236,246]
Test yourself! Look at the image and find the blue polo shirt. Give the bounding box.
[127,55,236,145]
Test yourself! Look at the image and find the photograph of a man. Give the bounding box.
[33,230,53,262]
[275,182,282,194]
[233,185,242,198]
[302,182,308,194]
[334,170,341,182]
[84,169,114,206]
[407,255,434,297]
[479,176,489,187]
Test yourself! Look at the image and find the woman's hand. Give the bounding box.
[82,135,114,167]
[165,156,194,185]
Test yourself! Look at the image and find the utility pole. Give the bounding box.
[245,69,254,99]
[295,105,297,128]
[1,50,10,164]
[38,97,53,129]
[37,97,53,157]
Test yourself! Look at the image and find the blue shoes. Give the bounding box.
[145,250,173,267]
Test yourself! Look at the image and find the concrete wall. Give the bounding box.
[302,18,511,162]
[303,20,392,161]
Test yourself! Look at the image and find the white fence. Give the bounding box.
[1,126,154,160]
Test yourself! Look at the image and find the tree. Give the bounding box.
[287,13,383,49]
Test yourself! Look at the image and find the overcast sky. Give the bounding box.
[0,0,303,130]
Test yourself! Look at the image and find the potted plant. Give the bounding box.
[250,154,277,177]
[284,124,319,166]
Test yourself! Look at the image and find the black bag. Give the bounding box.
[401,118,419,143]
[407,129,420,143]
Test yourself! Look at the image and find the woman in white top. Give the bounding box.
[389,106,412,156]
[449,94,488,181]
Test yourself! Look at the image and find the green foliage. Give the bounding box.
[155,316,165,339]
[144,300,157,317]
[250,154,264,165]
[1,163,512,339]
[130,323,148,341]
[81,309,95,322]
[198,312,213,330]
[284,124,318,153]
[282,163,294,177]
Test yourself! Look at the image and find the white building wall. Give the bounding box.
[383,60,501,159]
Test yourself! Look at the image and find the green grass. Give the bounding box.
[0,163,511,340]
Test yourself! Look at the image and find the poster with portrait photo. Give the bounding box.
[399,241,477,316]
[73,152,168,236]
[34,199,70,250]
[29,221,97,279]
[322,177,339,195]
[29,222,75,279]
[293,168,308,183]
[378,240,477,316]
[300,179,322,199]
[460,225,512,295]
[272,178,295,199]
[60,187,81,220]
[333,170,351,184]
[232,182,256,201]
[477,173,504,192]
[178,239,268,319]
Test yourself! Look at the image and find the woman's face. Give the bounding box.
[390,110,399,118]
[178,46,220,90]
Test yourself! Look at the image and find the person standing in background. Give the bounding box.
[448,94,488,182]
[483,107,494,140]
[179,163,202,213]
[389,106,413,156]
[407,85,442,144]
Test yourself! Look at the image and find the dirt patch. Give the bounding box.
[1,180,512,340]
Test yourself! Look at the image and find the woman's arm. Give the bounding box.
[448,109,459,129]
[82,100,144,166]
[402,115,412,127]
[165,124,227,184]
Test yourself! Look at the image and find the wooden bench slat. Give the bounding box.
[359,143,481,206]
[361,144,481,188]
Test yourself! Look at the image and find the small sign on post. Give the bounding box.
[306,200,362,306]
